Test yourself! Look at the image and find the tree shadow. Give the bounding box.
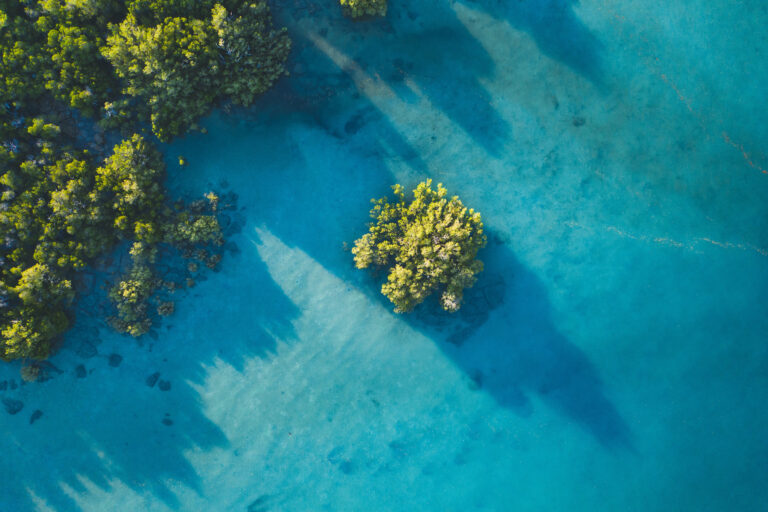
[283,0,510,156]
[0,216,299,511]
[455,0,604,85]
[281,0,602,158]
[403,235,631,449]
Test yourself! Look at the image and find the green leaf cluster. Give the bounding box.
[353,180,487,313]
[340,0,387,19]
[0,127,223,358]
[1,0,290,140]
[103,1,291,140]
[0,0,284,361]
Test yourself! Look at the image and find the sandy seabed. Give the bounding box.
[2,0,767,510]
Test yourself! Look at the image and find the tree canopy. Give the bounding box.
[0,0,290,361]
[340,0,387,19]
[353,180,487,313]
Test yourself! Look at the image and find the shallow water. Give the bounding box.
[2,0,768,510]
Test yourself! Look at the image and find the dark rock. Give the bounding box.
[76,340,98,359]
[225,212,246,235]
[220,191,238,210]
[161,418,173,426]
[344,113,366,135]
[218,213,232,232]
[108,353,123,367]
[338,460,355,474]
[327,446,344,464]
[40,361,63,374]
[247,495,271,512]
[3,398,23,415]
[468,370,484,391]
[158,380,171,392]
[482,282,505,308]
[29,410,43,424]
[146,372,160,388]
[75,365,87,378]
[572,116,586,127]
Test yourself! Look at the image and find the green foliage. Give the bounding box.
[1,0,288,361]
[340,0,387,19]
[157,300,175,316]
[103,1,290,140]
[353,180,486,313]
[103,13,220,140]
[20,363,40,382]
[211,2,291,106]
[109,262,155,336]
[1,0,289,139]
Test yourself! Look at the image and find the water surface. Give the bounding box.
[2,0,767,510]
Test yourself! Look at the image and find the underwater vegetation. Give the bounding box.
[353,180,486,313]
[340,0,387,19]
[0,0,290,361]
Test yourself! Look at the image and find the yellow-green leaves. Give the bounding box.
[103,13,220,140]
[1,1,241,362]
[340,0,387,19]
[211,2,291,106]
[353,180,486,313]
[102,2,289,140]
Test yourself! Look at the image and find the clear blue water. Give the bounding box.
[2,0,768,510]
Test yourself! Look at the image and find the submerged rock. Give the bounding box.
[3,398,23,415]
[75,365,87,378]
[145,372,160,388]
[29,410,43,425]
[76,340,98,359]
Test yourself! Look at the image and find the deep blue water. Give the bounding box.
[2,0,768,510]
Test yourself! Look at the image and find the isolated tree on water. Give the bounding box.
[353,180,486,313]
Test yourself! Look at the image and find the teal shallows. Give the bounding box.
[1,0,767,510]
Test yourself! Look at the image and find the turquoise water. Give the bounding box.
[2,0,768,510]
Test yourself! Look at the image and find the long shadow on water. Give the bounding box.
[224,112,631,449]
[405,237,631,449]
[220,108,630,451]
[283,0,602,156]
[284,0,510,156]
[454,0,604,84]
[0,221,298,511]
